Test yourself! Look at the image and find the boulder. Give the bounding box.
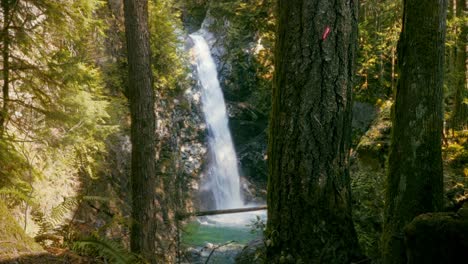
[404,204,468,263]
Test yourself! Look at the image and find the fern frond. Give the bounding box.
[50,196,79,225]
[31,208,54,236]
[49,195,109,225]
[0,187,34,205]
[72,236,145,264]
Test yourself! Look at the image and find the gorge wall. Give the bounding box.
[182,0,274,202]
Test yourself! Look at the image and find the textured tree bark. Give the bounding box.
[0,0,11,137]
[382,0,448,263]
[123,0,158,263]
[266,1,361,263]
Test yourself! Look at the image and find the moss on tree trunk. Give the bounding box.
[382,0,448,263]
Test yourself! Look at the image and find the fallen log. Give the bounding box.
[177,205,267,219]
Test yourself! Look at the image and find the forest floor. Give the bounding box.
[0,248,95,264]
[0,200,97,264]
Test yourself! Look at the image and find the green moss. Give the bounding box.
[404,211,468,263]
[447,141,468,169]
[357,101,392,148]
[0,201,44,259]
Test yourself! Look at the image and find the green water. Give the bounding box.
[182,221,259,246]
[181,213,266,263]
[181,221,262,264]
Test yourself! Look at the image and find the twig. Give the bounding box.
[182,251,192,264]
[86,201,114,217]
[204,240,236,264]
[352,258,372,264]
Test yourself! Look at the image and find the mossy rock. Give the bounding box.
[0,201,44,260]
[404,206,468,263]
[355,101,392,169]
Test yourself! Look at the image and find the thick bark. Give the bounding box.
[0,0,10,137]
[382,0,447,263]
[266,1,361,263]
[123,0,158,263]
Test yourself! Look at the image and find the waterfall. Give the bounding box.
[190,33,244,210]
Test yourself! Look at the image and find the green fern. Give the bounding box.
[33,195,110,240]
[31,208,54,237]
[50,195,109,225]
[72,235,146,264]
[50,196,80,225]
[0,187,34,206]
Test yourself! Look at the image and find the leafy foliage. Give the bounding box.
[72,234,145,264]
[0,2,127,254]
[248,215,266,235]
[356,0,402,102]
[0,187,34,207]
[31,195,109,243]
[149,0,190,95]
[444,1,468,130]
[0,140,32,190]
[207,0,275,114]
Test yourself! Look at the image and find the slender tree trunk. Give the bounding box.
[123,0,158,263]
[266,1,361,263]
[451,0,467,129]
[382,0,447,263]
[391,46,396,91]
[0,0,10,137]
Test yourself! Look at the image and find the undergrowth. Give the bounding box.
[72,234,145,264]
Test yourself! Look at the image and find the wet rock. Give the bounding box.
[181,1,209,34]
[183,243,245,264]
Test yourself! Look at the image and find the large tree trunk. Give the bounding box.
[123,0,158,263]
[266,1,361,263]
[382,0,447,263]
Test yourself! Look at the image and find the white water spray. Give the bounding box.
[190,33,244,211]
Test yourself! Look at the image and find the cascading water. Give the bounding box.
[183,31,266,264]
[190,32,244,211]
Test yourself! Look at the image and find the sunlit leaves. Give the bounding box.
[356,0,402,102]
[149,0,189,93]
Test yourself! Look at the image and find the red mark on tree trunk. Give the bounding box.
[322,26,331,40]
